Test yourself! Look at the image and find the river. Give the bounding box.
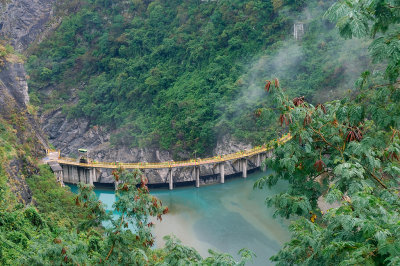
[68,171,290,265]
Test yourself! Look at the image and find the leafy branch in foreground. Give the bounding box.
[258,74,400,264]
[256,1,400,264]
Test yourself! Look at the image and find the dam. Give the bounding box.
[46,134,291,189]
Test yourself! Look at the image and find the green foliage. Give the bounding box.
[160,235,255,265]
[256,1,400,264]
[26,165,91,228]
[271,192,400,265]
[325,0,400,82]
[0,42,14,66]
[27,0,369,157]
[3,168,254,265]
[23,207,46,228]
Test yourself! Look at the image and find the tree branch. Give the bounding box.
[105,214,125,261]
[370,80,400,89]
[310,125,343,155]
[368,171,387,189]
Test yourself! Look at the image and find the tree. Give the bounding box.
[15,168,254,265]
[255,0,400,264]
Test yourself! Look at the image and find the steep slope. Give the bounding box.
[28,0,369,163]
[0,0,54,203]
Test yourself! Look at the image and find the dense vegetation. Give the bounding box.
[0,116,89,264]
[256,0,400,264]
[1,0,399,265]
[1,167,254,265]
[27,0,369,157]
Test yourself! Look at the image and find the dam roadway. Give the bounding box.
[46,134,291,189]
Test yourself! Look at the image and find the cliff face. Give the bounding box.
[0,0,54,52]
[41,108,254,184]
[0,0,54,203]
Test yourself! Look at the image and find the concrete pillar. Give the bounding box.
[257,154,261,167]
[89,168,94,186]
[195,166,200,188]
[169,169,173,190]
[59,169,64,186]
[219,163,225,183]
[93,168,96,183]
[65,165,69,183]
[78,167,81,183]
[67,166,72,183]
[242,159,247,178]
[72,166,78,183]
[115,180,119,191]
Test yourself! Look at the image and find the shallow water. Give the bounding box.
[68,171,290,265]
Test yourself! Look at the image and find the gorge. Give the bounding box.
[1,0,399,265]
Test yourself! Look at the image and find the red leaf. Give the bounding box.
[279,114,284,126]
[274,78,279,88]
[264,80,271,92]
[163,207,169,214]
[313,160,325,172]
[293,96,305,107]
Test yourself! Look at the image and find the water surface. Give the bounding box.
[69,171,289,265]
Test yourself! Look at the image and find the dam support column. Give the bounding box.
[88,168,93,186]
[59,170,64,186]
[71,166,78,183]
[219,163,225,184]
[169,168,173,190]
[93,168,96,184]
[256,154,261,167]
[242,158,247,178]
[195,166,200,188]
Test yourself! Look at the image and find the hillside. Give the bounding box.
[27,0,370,158]
[0,0,399,264]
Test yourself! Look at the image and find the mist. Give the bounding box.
[217,1,371,142]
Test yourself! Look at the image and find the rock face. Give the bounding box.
[41,108,258,185]
[0,0,54,203]
[0,0,54,52]
[0,61,29,107]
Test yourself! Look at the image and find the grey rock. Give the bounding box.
[0,61,29,107]
[0,0,55,52]
[0,0,55,203]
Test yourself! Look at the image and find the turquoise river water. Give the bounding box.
[68,171,290,265]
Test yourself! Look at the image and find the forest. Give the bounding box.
[1,0,399,265]
[27,0,369,156]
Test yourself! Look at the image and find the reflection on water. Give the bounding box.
[68,171,290,265]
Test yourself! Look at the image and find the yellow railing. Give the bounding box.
[49,133,291,169]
